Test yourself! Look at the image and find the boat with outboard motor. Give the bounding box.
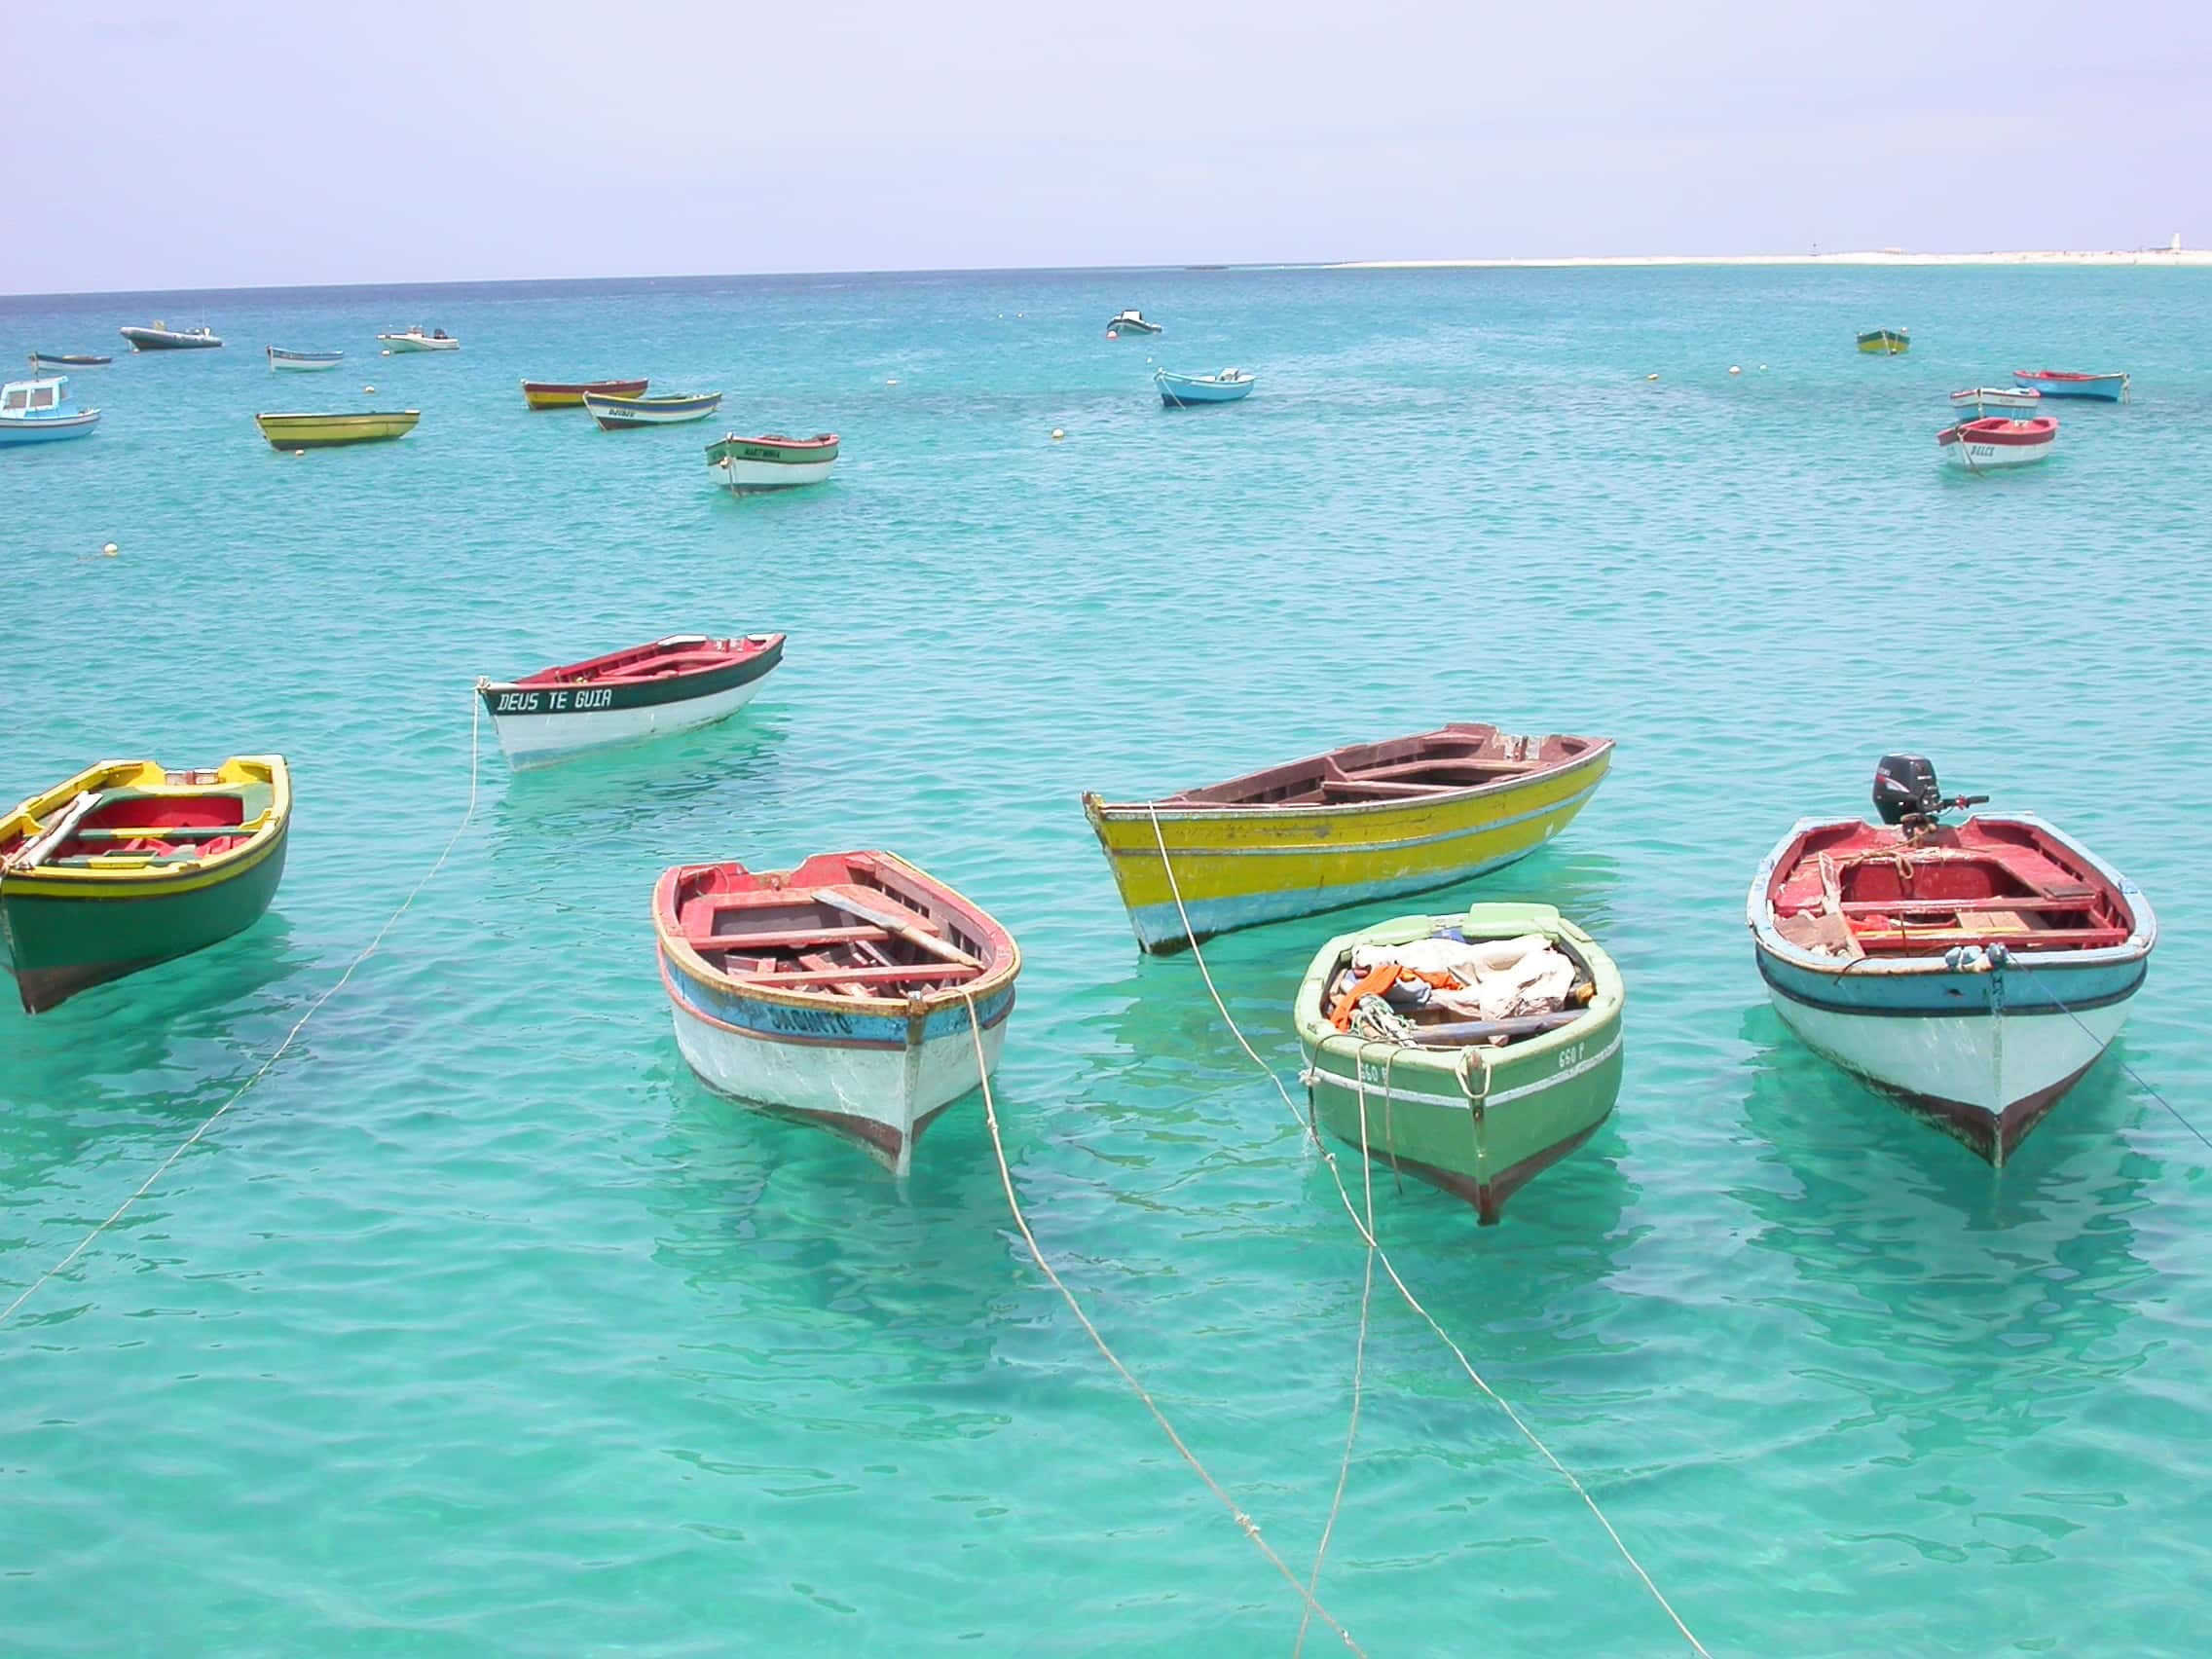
[120,321,221,350]
[1749,755,2154,1164]
[1107,309,1162,337]
[378,327,460,352]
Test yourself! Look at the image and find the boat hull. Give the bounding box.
[1940,424,2055,470]
[29,354,110,369]
[381,336,460,352]
[480,658,777,767]
[0,411,100,444]
[1297,904,1624,1223]
[1858,331,1909,354]
[707,436,839,492]
[2012,373,2127,401]
[1086,745,1611,952]
[1950,387,2040,413]
[268,350,344,372]
[120,327,221,350]
[1156,373,1254,406]
[584,391,722,428]
[522,379,648,409]
[662,947,1014,1171]
[256,411,420,448]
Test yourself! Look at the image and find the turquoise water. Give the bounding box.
[2,266,2207,1653]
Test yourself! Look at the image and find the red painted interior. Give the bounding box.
[512,632,785,688]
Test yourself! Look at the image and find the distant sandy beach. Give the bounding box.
[1334,248,2212,270]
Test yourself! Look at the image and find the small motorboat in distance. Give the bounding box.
[28,352,111,370]
[476,632,785,768]
[583,388,723,429]
[1950,386,2041,415]
[268,347,346,372]
[1,756,292,1014]
[521,377,648,410]
[705,432,839,492]
[2011,369,2128,401]
[1938,415,2056,471]
[0,375,100,445]
[1750,755,2154,1165]
[1107,309,1162,337]
[378,326,460,352]
[1297,903,1624,1224]
[120,321,221,350]
[653,850,1021,1174]
[1858,328,1910,354]
[1155,366,1256,406]
[255,410,421,449]
[1084,723,1614,953]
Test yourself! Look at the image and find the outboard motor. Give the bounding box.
[1872,754,1942,825]
[1872,754,1989,830]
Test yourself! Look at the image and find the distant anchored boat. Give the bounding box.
[267,347,346,372]
[1857,328,1910,354]
[378,327,459,352]
[706,432,839,492]
[28,351,110,370]
[476,632,785,768]
[0,375,100,445]
[653,850,1021,1174]
[2011,369,2128,401]
[1938,415,2056,471]
[1107,309,1162,337]
[521,377,647,409]
[120,321,221,350]
[1949,386,2041,415]
[255,410,421,448]
[1155,366,1255,406]
[584,388,723,429]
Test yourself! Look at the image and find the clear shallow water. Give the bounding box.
[1,266,2207,1654]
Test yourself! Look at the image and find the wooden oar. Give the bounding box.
[6,791,104,872]
[813,886,983,969]
[1403,1010,1587,1048]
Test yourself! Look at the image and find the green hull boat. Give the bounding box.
[1295,903,1624,1224]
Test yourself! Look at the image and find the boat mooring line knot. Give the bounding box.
[1144,811,1713,1658]
[1,698,486,1336]
[960,993,1362,1655]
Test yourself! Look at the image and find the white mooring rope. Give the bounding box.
[1144,805,1712,1657]
[962,993,1362,1654]
[1,698,483,1334]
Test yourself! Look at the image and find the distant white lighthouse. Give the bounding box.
[2174,233,2185,252]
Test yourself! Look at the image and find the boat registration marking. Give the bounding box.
[492,687,616,714]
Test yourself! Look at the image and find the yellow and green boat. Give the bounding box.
[0,757,291,1014]
[1083,723,1613,952]
[255,410,420,448]
[1857,328,1910,354]
[1296,902,1624,1223]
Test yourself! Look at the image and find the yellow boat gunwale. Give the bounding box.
[253,410,421,448]
[0,756,292,900]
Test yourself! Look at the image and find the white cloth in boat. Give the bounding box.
[1348,935,1578,1021]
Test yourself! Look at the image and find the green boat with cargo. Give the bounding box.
[1295,902,1624,1224]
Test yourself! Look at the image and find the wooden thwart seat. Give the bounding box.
[1841,896,2099,915]
[748,962,984,988]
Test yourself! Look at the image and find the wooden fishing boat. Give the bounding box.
[1857,328,1909,354]
[255,410,420,449]
[1296,902,1624,1223]
[268,347,345,372]
[521,377,648,410]
[583,388,722,429]
[119,322,221,350]
[1155,367,1255,406]
[0,376,100,445]
[2011,369,2128,401]
[653,850,1020,1173]
[1084,723,1614,953]
[1,756,291,1014]
[377,327,460,352]
[476,632,784,768]
[1938,414,2056,470]
[706,432,839,492]
[28,352,110,370]
[1949,386,2040,414]
[1106,310,1161,336]
[1749,755,2154,1165]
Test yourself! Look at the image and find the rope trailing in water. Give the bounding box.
[1143,805,1712,1658]
[1,698,484,1335]
[2007,957,2206,1152]
[960,993,1362,1655]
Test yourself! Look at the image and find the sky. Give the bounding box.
[6,0,2210,295]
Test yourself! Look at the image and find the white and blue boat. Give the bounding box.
[2011,369,2129,401]
[1155,366,1256,407]
[1749,755,2154,1165]
[267,346,346,372]
[0,375,100,445]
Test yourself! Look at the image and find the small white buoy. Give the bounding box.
[380,349,391,356]
[886,377,899,386]
[363,385,376,393]
[1051,428,1065,441]
[293,448,306,458]
[1759,363,1769,371]
[1729,365,1742,375]
[101,541,119,557]
[1105,329,1119,341]
[1645,373,1660,382]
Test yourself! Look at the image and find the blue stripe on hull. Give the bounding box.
[1753,946,2147,1016]
[662,949,1015,1047]
[0,420,98,444]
